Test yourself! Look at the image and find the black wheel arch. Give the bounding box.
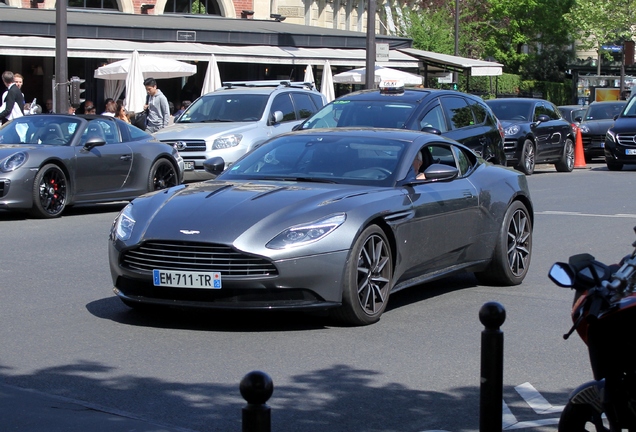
[36,158,75,205]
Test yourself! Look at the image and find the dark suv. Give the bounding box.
[485,98,575,175]
[604,95,636,171]
[296,82,506,165]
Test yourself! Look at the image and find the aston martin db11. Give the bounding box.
[109,128,533,326]
[0,114,184,218]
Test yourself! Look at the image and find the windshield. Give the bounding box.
[486,101,532,121]
[176,93,269,123]
[585,102,625,120]
[0,115,82,145]
[301,100,417,129]
[219,133,407,187]
[621,97,636,117]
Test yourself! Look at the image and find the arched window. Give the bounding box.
[68,0,118,9]
[164,0,221,15]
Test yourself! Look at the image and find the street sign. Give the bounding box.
[376,43,389,62]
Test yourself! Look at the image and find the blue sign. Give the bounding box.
[602,45,623,52]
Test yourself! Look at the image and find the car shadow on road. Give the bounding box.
[0,202,128,220]
[87,273,479,332]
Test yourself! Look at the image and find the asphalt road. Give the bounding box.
[2,161,636,432]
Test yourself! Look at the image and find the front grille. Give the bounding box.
[122,241,278,277]
[160,139,207,152]
[581,134,605,147]
[617,134,636,147]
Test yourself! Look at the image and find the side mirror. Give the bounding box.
[574,116,582,122]
[203,156,226,176]
[536,114,551,124]
[548,263,575,287]
[83,136,106,151]
[423,163,459,181]
[269,111,284,125]
[421,126,442,135]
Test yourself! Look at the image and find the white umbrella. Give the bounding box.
[94,54,196,80]
[333,65,423,85]
[303,64,315,86]
[124,50,148,114]
[200,54,222,96]
[320,60,335,103]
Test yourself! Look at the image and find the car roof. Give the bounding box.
[335,88,474,103]
[486,98,548,104]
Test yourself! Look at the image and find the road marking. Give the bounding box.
[515,382,564,415]
[537,210,636,219]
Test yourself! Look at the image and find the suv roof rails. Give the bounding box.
[220,80,316,91]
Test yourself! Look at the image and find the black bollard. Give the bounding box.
[479,302,505,432]
[240,370,274,432]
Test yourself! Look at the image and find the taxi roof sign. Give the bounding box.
[379,80,405,95]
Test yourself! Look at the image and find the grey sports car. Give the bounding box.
[109,128,533,326]
[0,114,184,218]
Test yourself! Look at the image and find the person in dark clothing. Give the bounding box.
[0,71,25,124]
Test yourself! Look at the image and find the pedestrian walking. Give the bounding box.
[0,71,25,124]
[143,77,170,133]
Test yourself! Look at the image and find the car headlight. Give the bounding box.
[504,125,520,136]
[113,204,136,241]
[0,151,28,172]
[213,134,242,149]
[266,213,346,249]
[579,124,590,134]
[606,129,617,144]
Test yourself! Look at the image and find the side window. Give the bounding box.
[308,93,325,110]
[440,96,475,130]
[427,143,456,167]
[81,119,118,145]
[544,102,560,120]
[469,99,489,126]
[534,103,551,121]
[291,93,319,119]
[419,105,448,132]
[270,93,297,122]
[126,122,152,141]
[451,145,474,176]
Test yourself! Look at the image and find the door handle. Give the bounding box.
[120,155,132,161]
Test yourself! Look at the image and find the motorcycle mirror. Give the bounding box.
[549,263,575,287]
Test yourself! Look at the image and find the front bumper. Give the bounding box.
[604,133,636,164]
[581,134,605,157]
[109,241,349,310]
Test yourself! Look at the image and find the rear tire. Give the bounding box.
[516,139,535,175]
[558,402,608,432]
[332,225,393,326]
[555,138,574,172]
[475,201,532,286]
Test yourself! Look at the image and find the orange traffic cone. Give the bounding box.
[574,126,587,169]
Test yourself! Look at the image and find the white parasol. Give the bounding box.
[320,60,335,103]
[124,50,148,114]
[333,65,423,85]
[200,54,222,96]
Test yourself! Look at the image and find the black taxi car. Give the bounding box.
[605,94,636,170]
[296,81,506,166]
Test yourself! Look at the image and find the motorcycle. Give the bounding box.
[549,227,636,431]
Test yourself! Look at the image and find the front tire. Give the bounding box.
[607,161,623,171]
[148,159,178,192]
[555,138,574,172]
[332,225,393,326]
[558,402,608,432]
[475,201,532,286]
[31,164,68,218]
[516,139,535,175]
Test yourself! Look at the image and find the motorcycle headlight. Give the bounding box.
[113,204,136,241]
[504,125,520,136]
[579,124,590,134]
[213,134,242,149]
[266,213,346,249]
[0,151,28,172]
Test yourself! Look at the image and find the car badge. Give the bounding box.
[180,230,200,235]
[176,141,187,151]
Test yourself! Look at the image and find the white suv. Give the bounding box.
[154,81,327,181]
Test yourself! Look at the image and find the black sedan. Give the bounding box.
[486,98,575,175]
[109,128,533,326]
[577,101,625,160]
[605,95,636,170]
[0,114,184,218]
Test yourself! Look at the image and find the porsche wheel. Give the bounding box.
[475,201,532,286]
[516,139,535,175]
[333,225,393,326]
[555,138,574,172]
[148,158,178,192]
[31,164,68,218]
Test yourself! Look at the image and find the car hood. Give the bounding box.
[609,117,636,134]
[499,120,528,128]
[0,144,48,157]
[580,119,615,134]
[152,121,258,140]
[132,180,388,255]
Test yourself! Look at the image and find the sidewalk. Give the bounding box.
[1,383,195,432]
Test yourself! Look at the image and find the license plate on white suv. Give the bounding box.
[153,270,222,289]
[184,161,195,170]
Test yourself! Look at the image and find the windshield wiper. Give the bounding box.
[202,119,234,123]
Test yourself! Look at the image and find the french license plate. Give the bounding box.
[626,149,636,156]
[153,269,222,289]
[184,161,195,171]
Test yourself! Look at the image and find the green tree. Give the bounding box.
[191,0,206,14]
[564,0,632,64]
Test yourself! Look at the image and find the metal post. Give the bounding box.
[240,371,274,432]
[453,0,459,86]
[55,0,69,114]
[479,302,505,432]
[364,0,376,90]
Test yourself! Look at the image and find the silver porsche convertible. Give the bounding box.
[0,114,184,218]
[109,128,533,326]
